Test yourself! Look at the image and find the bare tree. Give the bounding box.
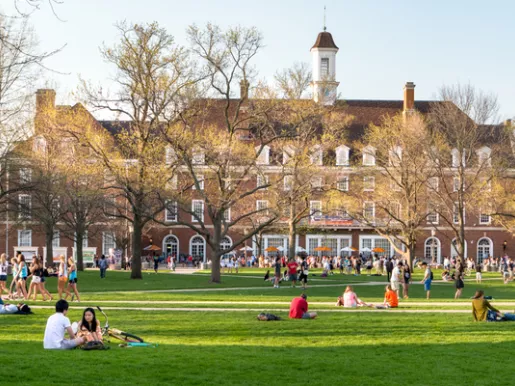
[274,62,312,99]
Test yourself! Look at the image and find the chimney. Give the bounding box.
[403,82,416,114]
[36,89,56,115]
[240,79,249,100]
[35,89,56,134]
[505,119,512,128]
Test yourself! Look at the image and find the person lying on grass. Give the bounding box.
[43,299,85,350]
[0,298,30,314]
[335,286,373,308]
[289,294,317,319]
[472,290,515,322]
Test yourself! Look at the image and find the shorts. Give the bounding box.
[69,278,78,284]
[390,281,399,291]
[301,313,311,319]
[299,273,308,283]
[289,274,298,282]
[58,338,80,350]
[424,281,431,291]
[476,272,482,280]
[18,276,27,282]
[404,277,410,284]
[503,271,509,277]
[32,276,41,284]
[0,274,6,282]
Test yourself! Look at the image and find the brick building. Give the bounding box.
[2,29,513,264]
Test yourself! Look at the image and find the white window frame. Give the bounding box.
[389,146,402,166]
[255,145,270,165]
[453,202,465,224]
[19,168,32,184]
[337,175,349,191]
[256,200,269,215]
[310,145,323,166]
[192,148,205,165]
[192,174,204,190]
[363,145,376,166]
[165,146,177,165]
[363,176,375,191]
[52,229,60,248]
[223,207,231,222]
[18,194,31,220]
[311,176,323,189]
[283,175,293,191]
[428,177,439,192]
[320,57,329,77]
[102,232,116,256]
[336,145,350,166]
[18,229,32,247]
[166,175,178,190]
[191,200,204,222]
[453,176,460,192]
[479,208,491,225]
[257,174,269,190]
[363,201,375,221]
[427,204,439,224]
[310,200,322,219]
[165,200,178,222]
[477,146,491,167]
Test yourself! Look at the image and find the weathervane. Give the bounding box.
[323,5,327,31]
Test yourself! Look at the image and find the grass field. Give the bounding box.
[1,268,515,385]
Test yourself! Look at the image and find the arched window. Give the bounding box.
[190,236,206,261]
[424,237,441,263]
[163,235,179,257]
[336,145,350,166]
[476,146,491,167]
[220,236,233,259]
[477,238,493,263]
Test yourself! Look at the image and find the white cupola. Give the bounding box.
[310,29,339,105]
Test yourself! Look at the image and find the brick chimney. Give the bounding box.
[35,89,56,134]
[403,82,416,114]
[240,79,249,100]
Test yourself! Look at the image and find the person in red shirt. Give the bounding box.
[289,294,317,319]
[287,260,299,288]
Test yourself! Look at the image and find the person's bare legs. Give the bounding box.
[70,283,80,302]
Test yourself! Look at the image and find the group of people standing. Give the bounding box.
[0,253,80,302]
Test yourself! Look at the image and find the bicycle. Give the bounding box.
[97,306,144,343]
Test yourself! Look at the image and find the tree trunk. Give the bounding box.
[408,244,415,270]
[45,231,53,267]
[76,233,84,271]
[210,222,222,283]
[288,220,296,261]
[131,221,142,279]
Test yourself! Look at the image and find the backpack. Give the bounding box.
[81,341,108,350]
[430,271,434,280]
[257,313,281,321]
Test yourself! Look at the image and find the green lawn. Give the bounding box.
[2,269,515,385]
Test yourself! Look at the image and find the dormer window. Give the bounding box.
[165,146,177,165]
[451,148,466,168]
[477,146,491,167]
[282,145,295,165]
[389,146,402,166]
[363,145,376,166]
[256,145,270,165]
[336,145,350,166]
[192,147,205,165]
[310,145,323,166]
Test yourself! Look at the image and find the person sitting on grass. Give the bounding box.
[472,290,515,322]
[441,269,453,282]
[76,308,103,343]
[289,294,317,319]
[381,284,398,308]
[43,299,85,350]
[336,286,373,308]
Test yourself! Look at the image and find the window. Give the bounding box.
[18,230,32,247]
[223,207,231,222]
[165,146,176,164]
[453,176,460,192]
[166,175,178,190]
[363,146,376,166]
[363,176,375,191]
[164,235,178,257]
[257,174,269,189]
[33,137,47,153]
[363,202,375,221]
[337,175,349,191]
[81,231,88,248]
[190,236,205,259]
[310,201,322,219]
[192,148,205,165]
[18,194,31,220]
[193,175,204,190]
[389,146,402,166]
[284,175,293,191]
[104,195,116,218]
[453,202,465,224]
[451,148,466,167]
[311,176,323,189]
[51,196,61,217]
[336,145,350,166]
[255,145,270,165]
[390,177,401,192]
[427,204,439,224]
[390,202,402,219]
[52,229,60,248]
[477,146,491,167]
[192,200,204,222]
[428,177,439,192]
[19,168,32,184]
[320,57,329,77]
[310,146,323,166]
[220,237,232,253]
[477,238,492,263]
[282,146,294,165]
[424,237,440,261]
[479,208,491,225]
[102,232,116,255]
[165,201,178,222]
[256,200,269,215]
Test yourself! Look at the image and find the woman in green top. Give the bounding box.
[471,290,515,322]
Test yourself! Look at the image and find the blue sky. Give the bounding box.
[7,0,514,120]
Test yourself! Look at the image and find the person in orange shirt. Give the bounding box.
[383,284,399,308]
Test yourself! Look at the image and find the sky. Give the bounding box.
[5,0,515,120]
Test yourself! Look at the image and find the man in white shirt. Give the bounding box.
[443,257,450,270]
[390,262,402,296]
[43,300,84,349]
